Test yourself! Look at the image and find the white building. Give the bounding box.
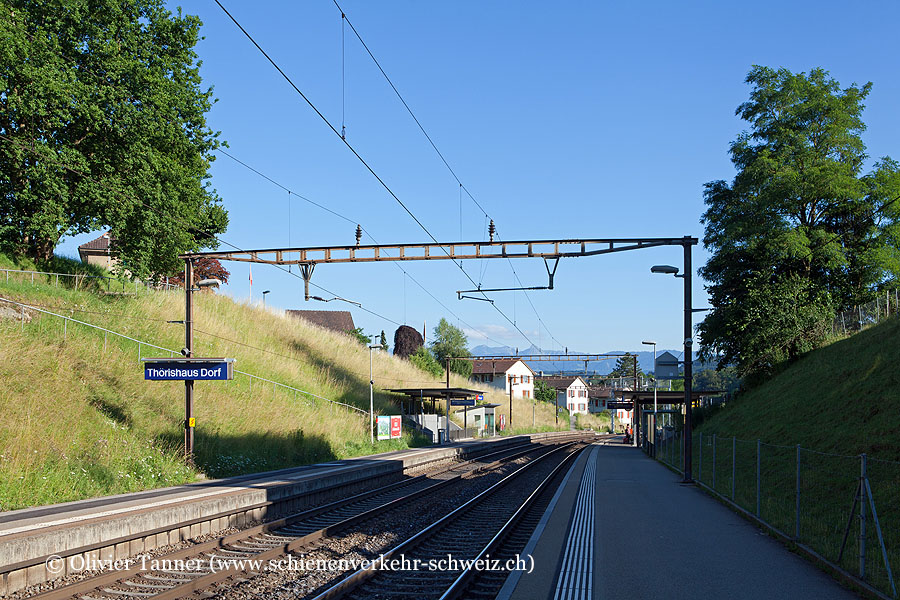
[471,358,535,399]
[536,375,590,415]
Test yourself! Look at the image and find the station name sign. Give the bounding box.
[142,358,235,381]
[450,398,476,407]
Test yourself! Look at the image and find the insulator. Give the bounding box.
[355,224,362,246]
[488,219,496,242]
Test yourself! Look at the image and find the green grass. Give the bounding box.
[682,316,900,595]
[0,255,566,510]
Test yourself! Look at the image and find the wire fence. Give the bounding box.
[832,289,900,337]
[656,431,898,598]
[0,296,367,417]
[0,267,181,293]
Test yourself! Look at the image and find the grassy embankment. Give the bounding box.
[0,254,578,510]
[673,315,900,593]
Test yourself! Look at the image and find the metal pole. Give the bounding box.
[683,240,694,482]
[699,432,703,483]
[633,356,639,448]
[369,345,374,444]
[446,358,451,443]
[508,376,513,431]
[795,444,801,540]
[732,436,736,500]
[712,433,717,490]
[184,259,194,463]
[860,453,867,578]
[653,344,657,456]
[756,439,761,517]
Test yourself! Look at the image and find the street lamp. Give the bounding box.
[642,340,657,456]
[368,337,381,444]
[652,251,694,483]
[262,290,270,307]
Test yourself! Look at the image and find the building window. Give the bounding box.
[568,390,574,397]
[523,390,530,398]
[488,374,494,382]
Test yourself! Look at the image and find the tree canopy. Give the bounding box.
[698,66,900,379]
[608,354,641,379]
[0,0,227,277]
[429,318,472,377]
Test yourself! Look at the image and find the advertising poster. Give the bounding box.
[390,415,401,439]
[376,415,391,440]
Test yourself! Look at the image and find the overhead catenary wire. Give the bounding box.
[216,147,511,347]
[333,0,564,351]
[212,0,538,348]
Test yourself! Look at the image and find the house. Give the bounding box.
[471,358,535,399]
[586,385,613,414]
[286,310,355,334]
[535,375,590,415]
[77,232,117,269]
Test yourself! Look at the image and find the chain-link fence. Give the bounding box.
[657,432,898,598]
[832,289,900,337]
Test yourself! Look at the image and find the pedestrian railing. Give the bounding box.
[655,431,898,598]
[0,296,366,417]
[0,267,181,293]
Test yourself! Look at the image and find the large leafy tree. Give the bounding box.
[429,318,473,377]
[0,0,227,277]
[699,66,900,379]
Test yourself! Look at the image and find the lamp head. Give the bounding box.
[641,340,656,346]
[196,278,222,288]
[650,265,679,275]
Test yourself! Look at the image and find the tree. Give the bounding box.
[168,257,229,286]
[379,330,388,351]
[393,325,423,359]
[347,327,370,347]
[429,318,473,377]
[699,66,900,379]
[0,0,228,276]
[608,355,641,379]
[409,347,443,378]
[533,379,557,404]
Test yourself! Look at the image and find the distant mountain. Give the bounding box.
[469,344,701,375]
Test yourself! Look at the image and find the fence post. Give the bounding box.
[64,318,67,341]
[860,453,867,579]
[138,342,142,362]
[699,432,703,483]
[756,439,761,517]
[104,331,108,352]
[732,436,736,501]
[795,444,801,540]
[712,433,717,490]
[21,306,25,331]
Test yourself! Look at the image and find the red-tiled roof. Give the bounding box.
[286,310,355,333]
[78,232,114,251]
[535,375,586,390]
[471,358,534,375]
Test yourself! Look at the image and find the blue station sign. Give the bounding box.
[142,358,235,381]
[450,398,476,407]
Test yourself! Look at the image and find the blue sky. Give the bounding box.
[57,1,900,352]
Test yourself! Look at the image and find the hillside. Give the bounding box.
[697,313,900,460]
[0,255,597,510]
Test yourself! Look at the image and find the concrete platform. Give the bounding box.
[501,443,860,600]
[0,430,591,594]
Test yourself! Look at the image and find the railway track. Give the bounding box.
[310,441,587,600]
[30,439,582,600]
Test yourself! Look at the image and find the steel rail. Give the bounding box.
[308,441,585,600]
[437,445,584,600]
[30,437,583,600]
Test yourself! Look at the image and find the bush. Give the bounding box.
[410,347,444,378]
